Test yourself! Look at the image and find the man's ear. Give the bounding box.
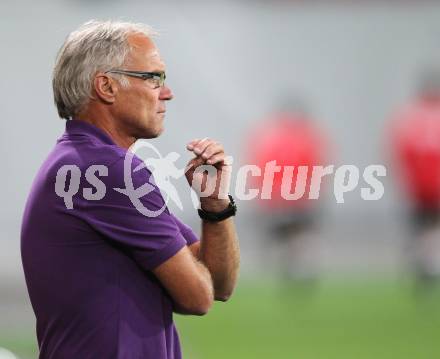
[93,74,119,104]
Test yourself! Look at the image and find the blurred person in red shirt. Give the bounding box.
[245,98,330,284]
[389,68,440,285]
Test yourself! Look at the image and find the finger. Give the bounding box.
[192,138,214,155]
[186,137,208,150]
[200,142,224,160]
[186,139,200,150]
[206,153,226,165]
[185,156,205,173]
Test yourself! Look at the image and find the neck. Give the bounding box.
[75,107,135,150]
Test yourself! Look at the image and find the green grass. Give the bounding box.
[176,279,440,359]
[0,332,37,359]
[2,279,440,359]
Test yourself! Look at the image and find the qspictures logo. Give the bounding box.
[54,140,387,217]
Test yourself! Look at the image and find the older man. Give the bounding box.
[21,20,239,359]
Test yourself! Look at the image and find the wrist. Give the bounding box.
[199,198,229,212]
[198,195,237,222]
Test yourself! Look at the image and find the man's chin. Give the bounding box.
[135,119,164,139]
[154,123,165,137]
[145,125,164,139]
[150,128,163,138]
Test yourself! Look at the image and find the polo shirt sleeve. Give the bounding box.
[79,157,190,271]
[169,214,199,246]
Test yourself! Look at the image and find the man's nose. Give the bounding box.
[159,85,174,101]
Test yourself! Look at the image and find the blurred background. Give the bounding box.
[2,0,440,358]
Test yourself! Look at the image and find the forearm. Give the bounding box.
[172,258,213,315]
[198,199,240,301]
[155,246,214,316]
[184,138,240,301]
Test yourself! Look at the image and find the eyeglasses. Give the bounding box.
[105,69,166,88]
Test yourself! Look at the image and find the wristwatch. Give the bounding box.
[198,194,237,222]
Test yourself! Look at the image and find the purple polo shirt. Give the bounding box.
[21,119,198,359]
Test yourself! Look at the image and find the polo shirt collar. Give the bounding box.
[65,119,117,146]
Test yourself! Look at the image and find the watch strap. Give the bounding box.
[198,195,237,222]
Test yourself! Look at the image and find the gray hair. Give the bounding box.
[52,20,157,119]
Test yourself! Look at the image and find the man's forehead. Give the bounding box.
[128,33,155,49]
[127,34,164,67]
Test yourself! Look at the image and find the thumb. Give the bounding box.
[185,156,205,174]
